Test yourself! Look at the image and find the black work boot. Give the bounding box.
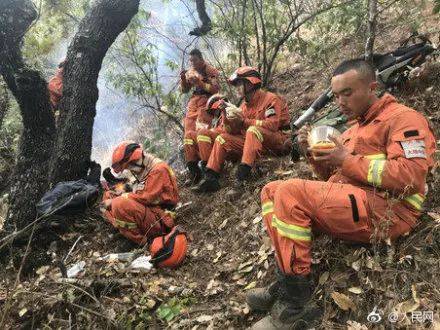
[272,274,313,322]
[184,161,202,186]
[200,161,207,174]
[251,274,319,329]
[192,169,220,193]
[246,280,280,312]
[236,163,252,181]
[225,163,252,200]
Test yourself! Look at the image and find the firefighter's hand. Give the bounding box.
[99,199,112,213]
[180,70,187,80]
[188,74,201,85]
[297,125,311,154]
[225,102,242,120]
[311,135,349,167]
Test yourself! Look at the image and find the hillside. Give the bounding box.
[1,58,439,328]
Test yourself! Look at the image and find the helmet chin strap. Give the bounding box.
[129,152,146,183]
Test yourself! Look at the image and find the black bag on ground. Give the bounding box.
[36,179,100,217]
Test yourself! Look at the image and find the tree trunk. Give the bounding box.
[189,0,212,36]
[0,0,57,231]
[365,0,377,63]
[50,0,140,184]
[0,78,9,128]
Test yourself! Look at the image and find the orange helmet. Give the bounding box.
[206,94,228,115]
[111,141,143,173]
[228,66,262,86]
[149,226,188,269]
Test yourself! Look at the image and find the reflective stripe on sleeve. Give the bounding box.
[262,201,274,216]
[115,219,138,229]
[365,153,386,160]
[403,193,425,211]
[367,159,386,187]
[183,138,194,145]
[215,135,226,145]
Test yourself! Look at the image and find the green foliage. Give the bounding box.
[156,297,195,322]
[106,7,185,159]
[295,0,367,67]
[433,0,440,13]
[0,99,22,191]
[142,124,175,160]
[23,0,90,67]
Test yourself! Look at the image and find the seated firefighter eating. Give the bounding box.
[194,66,291,193]
[101,142,179,245]
[248,59,437,329]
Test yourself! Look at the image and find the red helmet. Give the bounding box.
[206,94,228,114]
[228,66,262,86]
[111,141,143,173]
[149,226,188,269]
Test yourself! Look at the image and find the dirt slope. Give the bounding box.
[1,43,440,330]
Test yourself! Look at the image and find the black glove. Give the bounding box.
[103,167,126,185]
[86,161,101,185]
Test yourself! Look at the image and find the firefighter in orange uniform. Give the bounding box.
[101,142,179,245]
[194,66,290,193]
[181,49,220,185]
[48,60,65,110]
[184,94,228,183]
[248,59,437,329]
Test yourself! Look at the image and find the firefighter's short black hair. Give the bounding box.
[189,48,203,59]
[333,59,376,82]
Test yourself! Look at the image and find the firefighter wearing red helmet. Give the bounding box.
[194,66,291,194]
[184,94,231,181]
[100,142,179,245]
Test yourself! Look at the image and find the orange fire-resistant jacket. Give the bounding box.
[124,162,179,207]
[180,63,220,132]
[48,67,64,109]
[312,93,436,226]
[240,89,290,133]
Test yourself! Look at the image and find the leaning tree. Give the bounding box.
[0,0,140,235]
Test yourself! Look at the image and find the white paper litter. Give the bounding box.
[129,256,153,272]
[96,253,135,262]
[67,261,86,278]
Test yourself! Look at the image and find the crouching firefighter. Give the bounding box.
[100,142,179,245]
[194,66,291,194]
[248,59,436,329]
[184,94,226,186]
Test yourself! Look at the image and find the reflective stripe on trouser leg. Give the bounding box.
[206,133,245,173]
[272,179,314,275]
[184,131,199,162]
[261,181,304,275]
[242,126,264,166]
[206,136,227,173]
[197,131,217,162]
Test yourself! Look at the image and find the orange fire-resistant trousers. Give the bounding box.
[184,94,210,133]
[261,179,413,275]
[102,191,175,245]
[207,126,288,173]
[184,128,224,163]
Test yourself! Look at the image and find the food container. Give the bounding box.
[308,125,341,153]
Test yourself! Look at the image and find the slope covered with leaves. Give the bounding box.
[1,59,439,328]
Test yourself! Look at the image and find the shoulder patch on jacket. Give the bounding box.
[265,107,276,118]
[400,139,426,159]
